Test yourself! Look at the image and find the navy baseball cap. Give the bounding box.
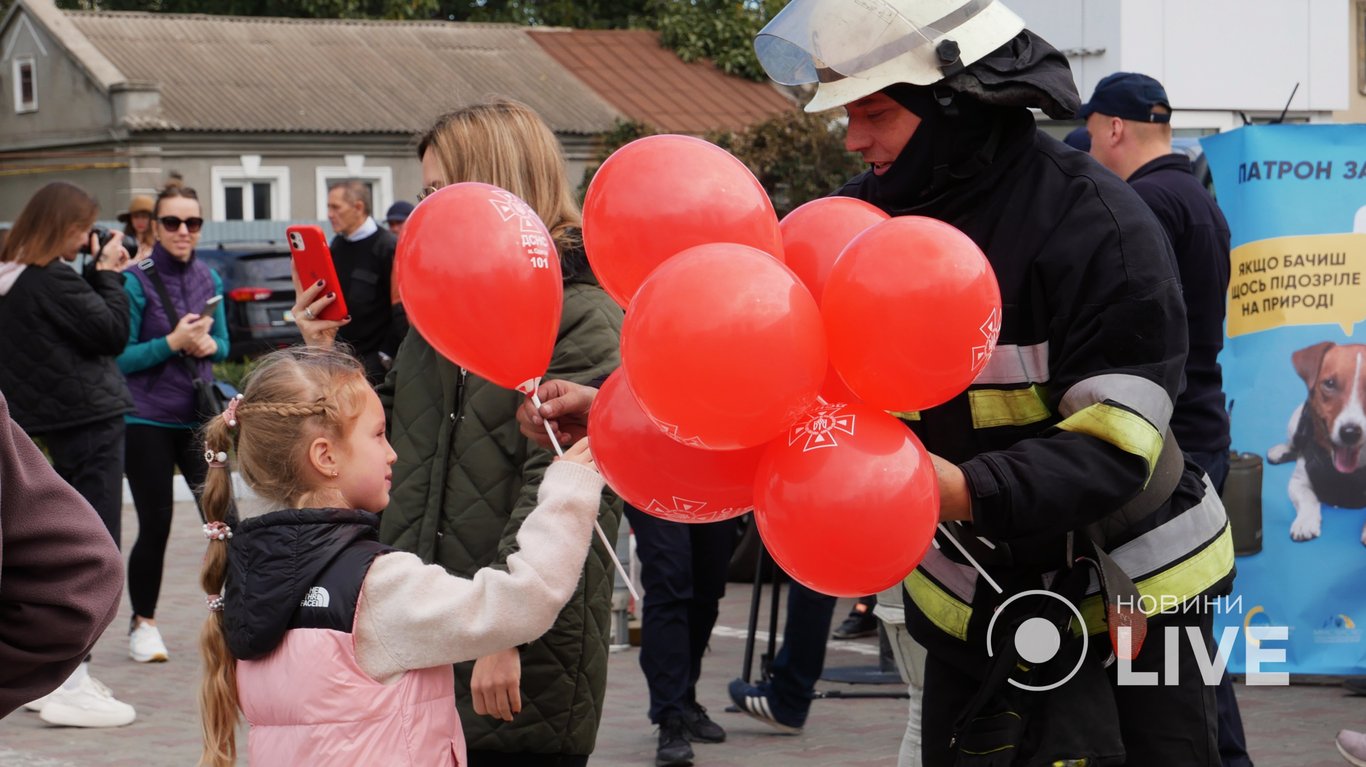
[1078,72,1171,123]
[385,200,414,223]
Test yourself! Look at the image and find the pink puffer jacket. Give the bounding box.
[237,626,466,766]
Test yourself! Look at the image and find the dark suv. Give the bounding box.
[195,242,300,360]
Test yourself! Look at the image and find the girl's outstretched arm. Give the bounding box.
[353,458,603,682]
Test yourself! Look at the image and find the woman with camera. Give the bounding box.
[116,183,229,666]
[0,181,138,727]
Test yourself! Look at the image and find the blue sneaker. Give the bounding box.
[727,678,803,735]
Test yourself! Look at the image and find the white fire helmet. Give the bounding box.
[755,0,1026,113]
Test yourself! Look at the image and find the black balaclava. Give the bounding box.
[859,83,1005,213]
[846,30,1080,215]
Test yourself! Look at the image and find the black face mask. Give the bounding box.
[855,84,1007,214]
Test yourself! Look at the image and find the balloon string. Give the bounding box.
[530,391,639,602]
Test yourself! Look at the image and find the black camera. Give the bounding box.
[79,226,138,259]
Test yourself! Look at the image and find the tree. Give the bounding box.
[56,0,440,19]
[653,0,784,81]
[580,111,862,220]
[710,109,864,216]
[440,0,649,26]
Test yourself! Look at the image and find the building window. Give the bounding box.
[316,165,393,223]
[13,57,36,113]
[222,181,274,221]
[211,163,290,221]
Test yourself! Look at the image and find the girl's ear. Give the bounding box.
[307,436,339,480]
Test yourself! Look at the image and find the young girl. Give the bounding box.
[197,347,606,767]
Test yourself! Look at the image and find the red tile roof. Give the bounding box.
[529,28,796,135]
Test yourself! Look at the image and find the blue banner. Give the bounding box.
[1202,124,1366,675]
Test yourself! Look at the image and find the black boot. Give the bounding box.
[832,598,878,639]
[656,715,694,767]
[682,702,726,743]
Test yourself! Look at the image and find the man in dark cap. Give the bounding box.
[384,200,414,238]
[734,2,1234,764]
[1083,71,1248,767]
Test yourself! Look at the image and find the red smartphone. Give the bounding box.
[286,225,348,321]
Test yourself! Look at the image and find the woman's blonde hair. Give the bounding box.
[0,182,99,266]
[197,346,370,767]
[417,99,582,252]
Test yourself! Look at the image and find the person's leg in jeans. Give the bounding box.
[43,416,126,548]
[684,516,739,711]
[625,506,697,725]
[885,620,927,767]
[125,424,180,621]
[766,581,838,725]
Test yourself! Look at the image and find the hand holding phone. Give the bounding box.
[286,225,348,321]
[196,294,223,318]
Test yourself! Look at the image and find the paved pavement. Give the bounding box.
[1,500,1359,766]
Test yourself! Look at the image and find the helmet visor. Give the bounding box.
[755,0,996,86]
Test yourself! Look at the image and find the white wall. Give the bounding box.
[1006,0,1349,119]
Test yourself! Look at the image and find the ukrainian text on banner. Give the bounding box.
[1202,124,1366,676]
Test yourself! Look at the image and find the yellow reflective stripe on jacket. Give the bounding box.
[905,569,972,641]
[1076,526,1235,635]
[888,410,921,421]
[1055,402,1164,476]
[968,385,1050,429]
[1059,373,1173,434]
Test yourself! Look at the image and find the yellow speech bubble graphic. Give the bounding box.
[1227,233,1366,337]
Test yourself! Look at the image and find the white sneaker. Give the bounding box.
[38,676,136,728]
[23,688,55,712]
[129,622,169,663]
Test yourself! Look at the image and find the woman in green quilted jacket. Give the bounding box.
[295,99,623,767]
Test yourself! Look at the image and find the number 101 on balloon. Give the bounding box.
[523,233,552,269]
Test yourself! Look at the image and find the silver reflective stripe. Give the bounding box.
[1084,475,1229,594]
[1059,373,1173,432]
[919,545,979,603]
[972,342,1049,385]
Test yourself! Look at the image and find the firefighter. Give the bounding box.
[752,1,1235,764]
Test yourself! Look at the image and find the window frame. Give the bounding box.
[210,164,290,222]
[315,165,393,223]
[12,56,36,113]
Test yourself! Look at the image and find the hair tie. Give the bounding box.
[206,594,225,612]
[204,446,228,468]
[223,394,244,428]
[203,521,233,541]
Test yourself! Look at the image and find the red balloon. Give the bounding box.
[779,196,888,305]
[822,216,1001,411]
[588,370,761,523]
[622,243,826,450]
[818,364,862,407]
[397,183,562,393]
[583,134,784,307]
[754,402,939,597]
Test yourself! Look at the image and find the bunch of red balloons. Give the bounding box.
[397,137,1003,597]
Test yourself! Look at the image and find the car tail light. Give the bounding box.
[228,287,274,302]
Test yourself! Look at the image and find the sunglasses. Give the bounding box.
[417,183,444,202]
[158,216,204,233]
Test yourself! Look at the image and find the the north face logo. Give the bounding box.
[300,587,330,608]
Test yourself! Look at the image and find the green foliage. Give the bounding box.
[578,112,862,222]
[57,0,438,20]
[443,0,649,26]
[213,358,260,391]
[652,0,784,82]
[711,109,864,217]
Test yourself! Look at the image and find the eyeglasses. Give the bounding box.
[158,216,204,233]
[417,183,444,202]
